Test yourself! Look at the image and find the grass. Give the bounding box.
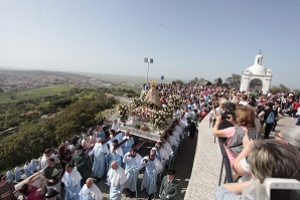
[17,84,75,99]
[0,84,78,105]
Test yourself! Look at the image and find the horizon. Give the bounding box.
[2,67,299,91]
[0,1,299,89]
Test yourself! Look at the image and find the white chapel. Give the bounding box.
[240,53,272,94]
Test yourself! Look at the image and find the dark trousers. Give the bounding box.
[264,123,274,139]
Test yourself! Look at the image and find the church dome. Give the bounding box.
[247,64,266,75]
[245,53,267,75]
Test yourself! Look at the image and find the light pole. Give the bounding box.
[144,57,153,83]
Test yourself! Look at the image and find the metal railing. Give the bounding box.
[218,137,234,185]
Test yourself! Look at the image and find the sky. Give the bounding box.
[0,0,299,88]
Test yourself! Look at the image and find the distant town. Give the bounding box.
[0,69,141,91]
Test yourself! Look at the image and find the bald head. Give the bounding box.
[111,160,118,170]
[125,131,130,137]
[86,178,94,188]
[149,150,156,160]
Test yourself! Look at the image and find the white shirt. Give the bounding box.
[62,168,82,187]
[172,130,180,143]
[107,166,127,187]
[168,135,178,146]
[159,148,170,161]
[79,184,103,200]
[176,125,184,139]
[162,141,173,157]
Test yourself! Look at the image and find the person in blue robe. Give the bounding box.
[109,130,123,144]
[14,166,21,182]
[123,149,142,198]
[140,150,163,199]
[88,138,109,181]
[121,131,134,155]
[6,171,14,182]
[107,161,127,200]
[62,163,82,200]
[78,178,103,200]
[108,150,122,171]
[24,161,32,178]
[30,159,37,174]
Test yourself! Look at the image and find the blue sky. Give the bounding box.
[0,0,299,88]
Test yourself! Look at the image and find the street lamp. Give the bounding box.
[144,57,153,83]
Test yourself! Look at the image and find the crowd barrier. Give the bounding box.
[217,138,234,185]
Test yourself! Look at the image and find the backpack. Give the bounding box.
[266,111,275,124]
[227,127,257,156]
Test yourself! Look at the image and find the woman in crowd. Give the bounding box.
[215,140,300,200]
[58,143,72,172]
[233,125,300,181]
[19,173,45,200]
[212,105,256,166]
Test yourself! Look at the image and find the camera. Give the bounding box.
[221,111,236,121]
[242,178,300,200]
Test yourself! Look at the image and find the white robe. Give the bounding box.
[158,148,169,161]
[79,184,103,200]
[107,166,127,200]
[162,141,174,157]
[167,135,178,147]
[172,130,180,143]
[175,125,184,140]
[24,163,32,177]
[121,136,134,155]
[122,152,142,192]
[62,169,82,200]
[140,156,163,195]
[88,143,109,178]
[110,134,123,144]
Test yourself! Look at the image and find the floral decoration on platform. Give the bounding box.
[118,81,184,131]
[118,104,129,123]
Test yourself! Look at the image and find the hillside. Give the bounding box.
[0,84,139,172]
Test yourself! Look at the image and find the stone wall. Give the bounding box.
[184,115,222,200]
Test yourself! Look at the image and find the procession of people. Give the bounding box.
[5,80,300,200]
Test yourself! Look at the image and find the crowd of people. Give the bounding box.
[210,92,300,199]
[1,81,300,200]
[13,116,186,200]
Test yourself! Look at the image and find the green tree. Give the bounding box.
[225,73,241,90]
[270,84,290,93]
[173,80,184,85]
[213,77,223,86]
[189,77,199,85]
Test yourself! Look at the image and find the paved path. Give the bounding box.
[94,135,197,199]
